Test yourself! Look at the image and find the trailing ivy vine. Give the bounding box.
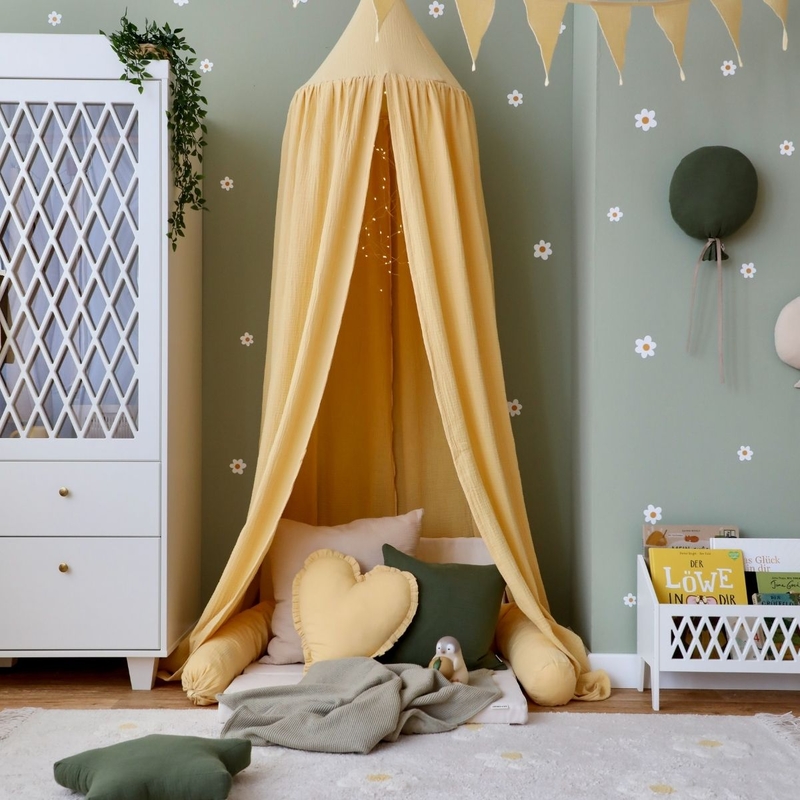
[101,14,208,250]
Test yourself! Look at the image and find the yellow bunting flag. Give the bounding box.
[762,0,788,50]
[454,0,497,70]
[371,0,399,41]
[361,0,788,84]
[652,0,692,81]
[709,0,744,65]
[592,2,632,86]
[522,0,568,86]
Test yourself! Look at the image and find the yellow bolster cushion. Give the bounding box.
[292,549,418,669]
[181,600,274,706]
[495,604,577,707]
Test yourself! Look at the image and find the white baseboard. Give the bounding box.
[589,653,800,691]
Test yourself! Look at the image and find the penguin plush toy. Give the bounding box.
[428,636,469,685]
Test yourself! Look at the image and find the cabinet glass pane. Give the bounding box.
[0,100,140,439]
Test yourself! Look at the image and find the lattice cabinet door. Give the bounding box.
[0,79,160,460]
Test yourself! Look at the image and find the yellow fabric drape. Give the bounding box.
[176,73,604,696]
[164,79,385,671]
[384,74,604,698]
[170,0,608,703]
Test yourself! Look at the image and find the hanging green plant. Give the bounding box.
[101,14,208,250]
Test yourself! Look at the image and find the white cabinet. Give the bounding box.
[0,34,202,689]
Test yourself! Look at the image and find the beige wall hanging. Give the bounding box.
[775,297,800,388]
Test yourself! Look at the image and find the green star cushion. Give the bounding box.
[53,734,251,800]
[379,544,507,671]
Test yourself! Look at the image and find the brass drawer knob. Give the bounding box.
[58,563,69,573]
[58,487,69,497]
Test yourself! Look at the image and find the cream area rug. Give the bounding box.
[1,707,798,799]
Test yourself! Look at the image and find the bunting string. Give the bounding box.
[357,0,790,85]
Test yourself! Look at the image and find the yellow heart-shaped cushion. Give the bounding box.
[292,549,418,668]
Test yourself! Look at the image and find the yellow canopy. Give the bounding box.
[175,0,609,704]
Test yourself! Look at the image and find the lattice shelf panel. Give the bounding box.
[636,555,800,710]
[0,99,140,439]
[667,612,800,664]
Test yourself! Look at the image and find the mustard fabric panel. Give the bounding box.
[171,0,608,703]
[385,74,605,698]
[286,112,475,539]
[389,141,476,540]
[285,117,397,527]
[164,79,384,674]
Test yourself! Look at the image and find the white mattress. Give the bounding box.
[217,661,528,725]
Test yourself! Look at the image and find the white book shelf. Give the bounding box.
[636,555,800,710]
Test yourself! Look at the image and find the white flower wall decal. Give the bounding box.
[635,109,657,132]
[507,399,522,416]
[200,59,214,73]
[429,2,445,18]
[220,176,234,191]
[623,593,637,607]
[533,240,552,260]
[740,263,756,278]
[174,0,189,6]
[560,23,566,34]
[507,90,523,107]
[721,60,737,76]
[48,11,62,26]
[607,207,623,222]
[780,140,795,156]
[644,505,662,523]
[240,332,255,346]
[737,446,753,462]
[229,459,247,474]
[635,335,657,358]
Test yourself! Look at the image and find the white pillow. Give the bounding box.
[415,536,493,565]
[260,509,423,664]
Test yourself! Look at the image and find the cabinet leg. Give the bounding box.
[651,667,660,711]
[0,657,18,668]
[127,657,158,690]
[637,658,646,692]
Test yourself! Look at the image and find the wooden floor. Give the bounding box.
[2,658,799,715]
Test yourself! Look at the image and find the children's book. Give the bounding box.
[643,525,739,549]
[709,538,800,573]
[755,573,800,595]
[751,592,800,606]
[649,547,747,605]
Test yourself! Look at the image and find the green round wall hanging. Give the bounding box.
[669,145,758,261]
[669,146,759,383]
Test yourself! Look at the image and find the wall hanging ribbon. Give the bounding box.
[320,0,792,85]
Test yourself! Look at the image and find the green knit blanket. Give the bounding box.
[218,657,502,754]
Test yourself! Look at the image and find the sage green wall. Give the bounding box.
[8,2,794,655]
[1,2,577,624]
[573,2,800,652]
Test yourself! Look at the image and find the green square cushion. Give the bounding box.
[53,734,251,800]
[380,544,507,671]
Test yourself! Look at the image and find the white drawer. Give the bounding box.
[0,462,160,537]
[0,537,160,650]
